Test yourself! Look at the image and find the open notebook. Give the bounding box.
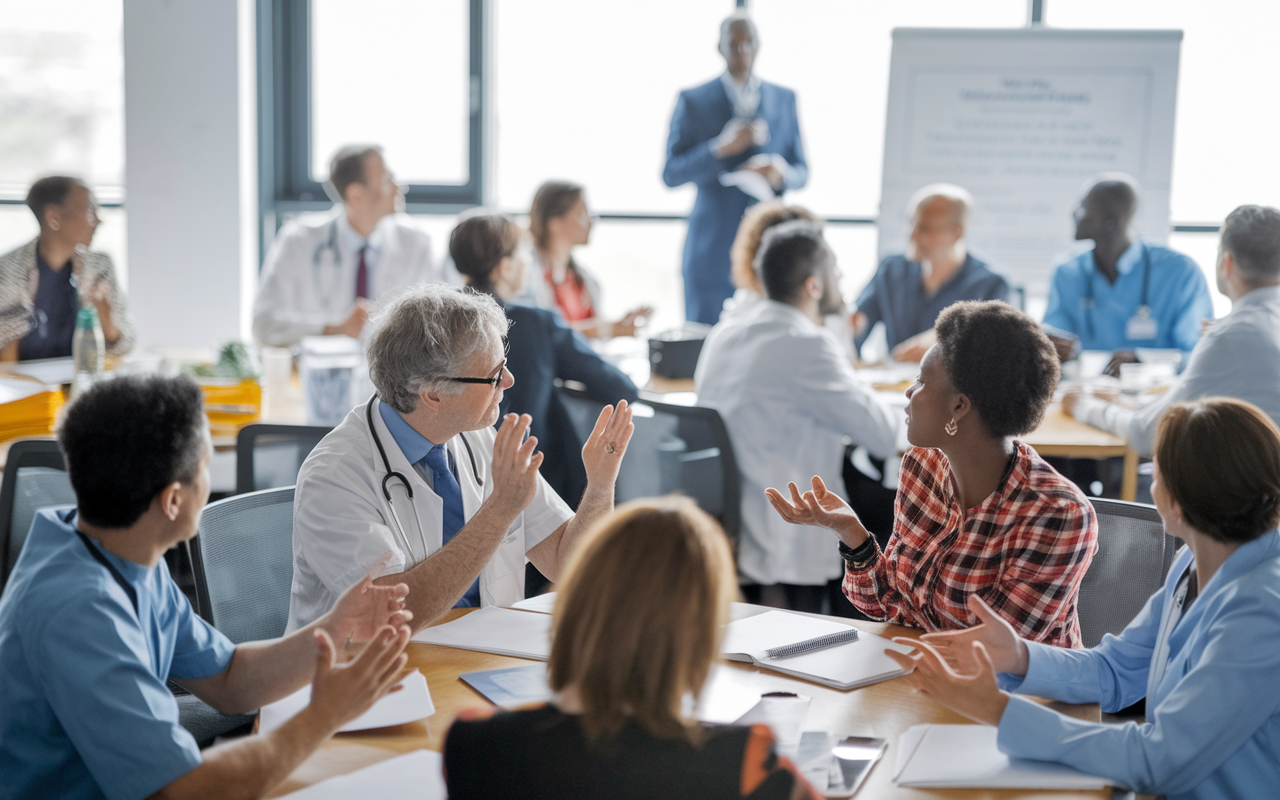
[894,724,1111,789]
[720,610,913,690]
[412,607,551,660]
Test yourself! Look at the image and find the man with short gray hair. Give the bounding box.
[286,283,634,632]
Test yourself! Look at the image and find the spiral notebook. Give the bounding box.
[720,610,913,690]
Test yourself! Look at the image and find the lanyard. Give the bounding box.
[74,527,139,617]
[1083,241,1151,339]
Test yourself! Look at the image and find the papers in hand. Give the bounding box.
[412,607,551,660]
[720,610,913,690]
[259,669,435,734]
[277,750,445,799]
[894,724,1110,789]
[719,168,777,202]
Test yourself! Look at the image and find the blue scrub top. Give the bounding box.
[1042,241,1213,353]
[0,507,234,800]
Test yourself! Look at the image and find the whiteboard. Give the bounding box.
[878,28,1182,299]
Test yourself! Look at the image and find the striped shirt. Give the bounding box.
[843,441,1097,647]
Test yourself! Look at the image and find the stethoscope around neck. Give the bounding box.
[1082,240,1151,340]
[365,395,483,561]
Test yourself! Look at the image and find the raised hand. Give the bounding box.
[884,637,1010,727]
[487,413,542,519]
[581,401,634,490]
[319,553,413,653]
[919,595,1029,676]
[764,475,870,549]
[308,623,410,731]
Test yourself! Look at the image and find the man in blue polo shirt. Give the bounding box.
[1043,175,1213,373]
[0,375,413,800]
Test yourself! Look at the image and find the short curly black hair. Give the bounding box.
[57,375,207,528]
[934,300,1060,438]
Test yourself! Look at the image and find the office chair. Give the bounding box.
[1078,498,1180,648]
[188,486,296,643]
[0,440,73,591]
[234,423,331,495]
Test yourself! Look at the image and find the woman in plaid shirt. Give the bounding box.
[769,300,1097,647]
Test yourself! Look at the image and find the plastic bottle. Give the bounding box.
[71,307,105,398]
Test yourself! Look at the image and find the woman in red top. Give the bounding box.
[769,301,1097,647]
[527,181,652,338]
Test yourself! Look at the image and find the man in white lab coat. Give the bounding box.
[285,284,634,633]
[696,220,900,614]
[252,145,458,347]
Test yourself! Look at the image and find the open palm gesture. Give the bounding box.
[764,475,871,549]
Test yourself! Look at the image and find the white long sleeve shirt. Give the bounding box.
[1074,285,1280,456]
[695,300,901,585]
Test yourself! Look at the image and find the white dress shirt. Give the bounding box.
[695,300,901,585]
[252,207,460,346]
[1074,285,1280,456]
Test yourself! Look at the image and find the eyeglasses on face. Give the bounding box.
[444,358,507,389]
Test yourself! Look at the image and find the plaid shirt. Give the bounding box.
[843,441,1097,647]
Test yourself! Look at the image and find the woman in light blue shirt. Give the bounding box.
[886,396,1280,800]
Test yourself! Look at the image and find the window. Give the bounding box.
[262,0,483,208]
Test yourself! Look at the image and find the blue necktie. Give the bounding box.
[422,444,479,607]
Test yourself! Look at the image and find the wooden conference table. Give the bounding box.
[265,604,1109,799]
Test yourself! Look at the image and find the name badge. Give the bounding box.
[1126,306,1158,341]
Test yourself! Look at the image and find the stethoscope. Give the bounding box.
[365,395,483,561]
[1081,240,1151,340]
[311,219,344,310]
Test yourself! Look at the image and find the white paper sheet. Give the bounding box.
[0,376,49,404]
[1,357,75,386]
[718,168,777,202]
[412,607,551,660]
[258,669,434,734]
[510,593,558,614]
[277,750,445,799]
[894,724,1110,789]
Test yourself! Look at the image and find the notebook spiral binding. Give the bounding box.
[764,628,860,660]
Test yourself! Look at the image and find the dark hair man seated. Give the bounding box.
[0,375,412,800]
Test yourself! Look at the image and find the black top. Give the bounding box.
[18,252,78,361]
[500,303,638,506]
[444,704,814,800]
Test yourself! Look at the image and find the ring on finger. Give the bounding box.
[605,442,616,454]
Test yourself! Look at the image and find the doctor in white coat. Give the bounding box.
[285,283,633,633]
[252,145,459,347]
[696,220,900,611]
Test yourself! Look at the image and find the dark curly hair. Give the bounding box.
[58,375,207,528]
[934,300,1059,438]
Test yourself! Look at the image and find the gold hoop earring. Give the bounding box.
[944,418,958,436]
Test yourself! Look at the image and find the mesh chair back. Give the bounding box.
[190,486,295,643]
[1078,498,1180,648]
[235,424,332,495]
[561,389,739,537]
[0,440,74,590]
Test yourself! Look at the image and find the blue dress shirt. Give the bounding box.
[995,531,1280,798]
[855,253,1009,352]
[1042,241,1213,353]
[0,508,235,800]
[376,401,479,606]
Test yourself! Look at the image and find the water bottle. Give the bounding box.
[71,307,105,398]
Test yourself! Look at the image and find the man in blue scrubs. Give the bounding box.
[0,375,413,800]
[663,12,808,325]
[1043,176,1213,373]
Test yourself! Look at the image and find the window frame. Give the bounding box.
[257,0,487,216]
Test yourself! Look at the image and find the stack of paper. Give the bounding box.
[259,669,435,733]
[278,750,445,799]
[0,376,64,443]
[894,724,1111,789]
[720,610,913,690]
[412,607,551,660]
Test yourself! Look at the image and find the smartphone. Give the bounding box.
[797,733,887,797]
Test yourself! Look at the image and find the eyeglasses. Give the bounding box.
[444,358,507,389]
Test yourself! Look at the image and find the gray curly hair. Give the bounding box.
[366,283,510,413]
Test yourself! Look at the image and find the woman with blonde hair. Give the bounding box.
[443,497,821,799]
[887,397,1280,797]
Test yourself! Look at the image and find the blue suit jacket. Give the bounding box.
[500,303,639,507]
[664,77,807,324]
